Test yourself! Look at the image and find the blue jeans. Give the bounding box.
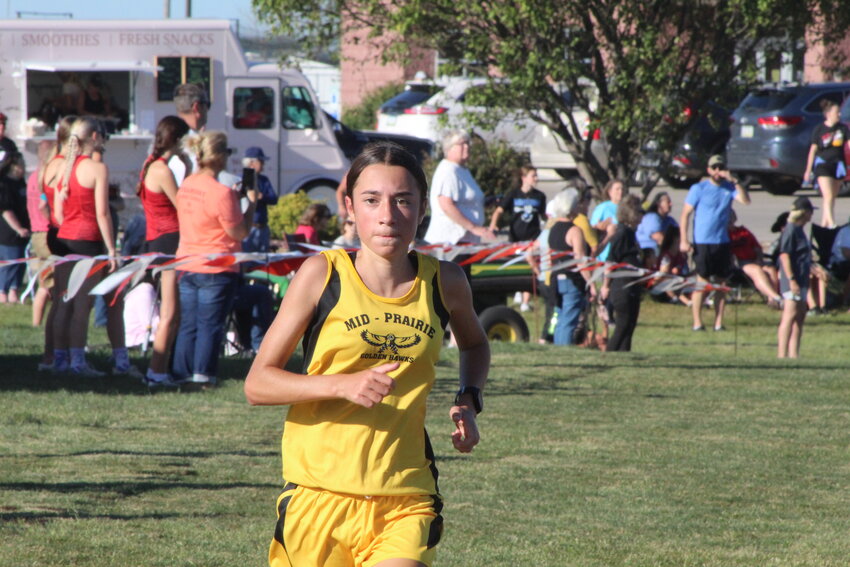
[0,243,25,293]
[172,271,239,380]
[554,276,586,345]
[233,282,273,351]
[242,225,271,253]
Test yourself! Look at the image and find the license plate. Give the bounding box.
[385,116,397,127]
[741,125,754,138]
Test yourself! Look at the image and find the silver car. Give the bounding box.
[726,83,850,195]
[376,78,537,151]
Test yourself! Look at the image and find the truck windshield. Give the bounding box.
[282,86,318,130]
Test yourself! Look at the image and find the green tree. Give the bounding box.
[253,0,850,189]
[268,191,340,242]
[341,81,403,130]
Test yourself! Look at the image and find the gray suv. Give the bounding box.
[726,83,850,195]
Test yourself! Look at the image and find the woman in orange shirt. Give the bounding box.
[171,131,257,388]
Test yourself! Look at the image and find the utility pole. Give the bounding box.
[163,0,170,18]
[185,0,191,18]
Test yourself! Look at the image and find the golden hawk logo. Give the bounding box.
[360,330,421,354]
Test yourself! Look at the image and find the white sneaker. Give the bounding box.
[520,303,531,312]
[189,373,215,385]
[177,373,216,390]
[513,291,523,305]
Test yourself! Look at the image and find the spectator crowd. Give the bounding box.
[1,111,847,382]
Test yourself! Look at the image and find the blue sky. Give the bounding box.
[3,1,267,35]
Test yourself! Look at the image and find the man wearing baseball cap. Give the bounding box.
[241,146,278,252]
[679,154,751,331]
[0,113,19,163]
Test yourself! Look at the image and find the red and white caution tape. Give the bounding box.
[0,240,729,301]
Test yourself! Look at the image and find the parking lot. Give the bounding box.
[535,168,850,246]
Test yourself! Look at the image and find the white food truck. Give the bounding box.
[0,18,348,215]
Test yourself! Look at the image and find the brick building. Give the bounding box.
[340,25,436,111]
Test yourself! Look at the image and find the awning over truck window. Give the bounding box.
[23,61,161,73]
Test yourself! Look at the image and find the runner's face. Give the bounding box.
[347,164,424,256]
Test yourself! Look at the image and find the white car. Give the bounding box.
[376,78,537,151]
[529,84,608,178]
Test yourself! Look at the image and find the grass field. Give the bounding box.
[2,298,850,566]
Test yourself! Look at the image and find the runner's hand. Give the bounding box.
[450,406,480,453]
[338,362,398,408]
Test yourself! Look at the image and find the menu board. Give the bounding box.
[156,56,212,102]
[186,57,212,100]
[156,56,183,102]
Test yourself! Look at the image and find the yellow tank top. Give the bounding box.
[281,249,449,495]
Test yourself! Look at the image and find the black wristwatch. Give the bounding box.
[454,386,483,415]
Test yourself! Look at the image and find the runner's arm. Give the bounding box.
[245,254,397,407]
[440,261,489,452]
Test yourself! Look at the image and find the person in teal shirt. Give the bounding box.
[590,179,625,261]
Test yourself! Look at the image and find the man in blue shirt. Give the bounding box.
[241,146,279,252]
[679,154,751,331]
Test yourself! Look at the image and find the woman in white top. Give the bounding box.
[423,130,495,244]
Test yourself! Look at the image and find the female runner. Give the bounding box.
[245,142,490,567]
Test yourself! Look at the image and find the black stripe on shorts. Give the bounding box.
[427,492,444,549]
[273,482,299,547]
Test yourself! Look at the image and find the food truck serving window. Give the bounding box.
[282,86,318,130]
[233,87,275,129]
[27,70,131,132]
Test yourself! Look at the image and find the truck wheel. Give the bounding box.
[478,306,530,343]
[305,183,340,213]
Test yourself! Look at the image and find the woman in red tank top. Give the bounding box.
[50,116,122,377]
[136,115,190,387]
[38,115,76,372]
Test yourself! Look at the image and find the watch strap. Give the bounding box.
[455,386,483,414]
